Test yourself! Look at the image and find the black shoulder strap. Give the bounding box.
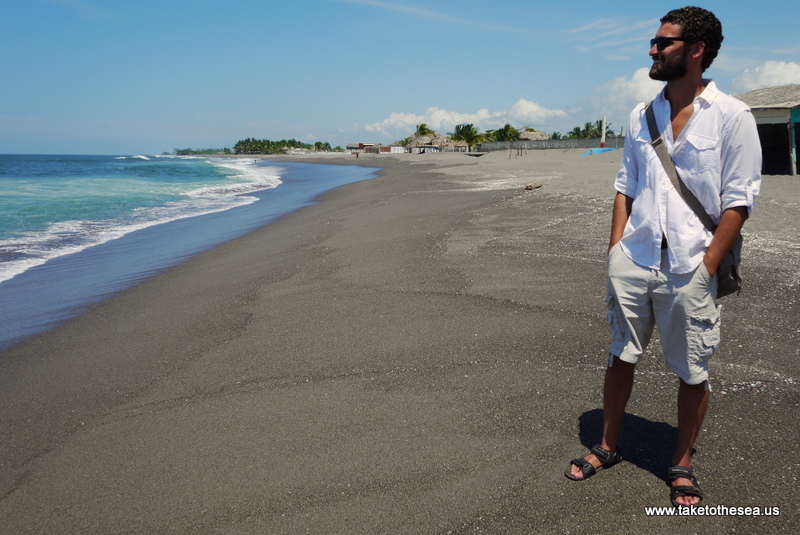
[644,101,717,232]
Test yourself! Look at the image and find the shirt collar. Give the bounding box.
[697,79,718,105]
[654,79,718,107]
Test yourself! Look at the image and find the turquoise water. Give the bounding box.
[0,154,283,282]
[0,155,379,350]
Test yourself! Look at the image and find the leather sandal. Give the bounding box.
[564,444,622,481]
[667,465,703,507]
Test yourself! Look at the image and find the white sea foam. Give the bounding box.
[0,198,254,284]
[195,159,284,196]
[115,155,152,160]
[0,159,284,284]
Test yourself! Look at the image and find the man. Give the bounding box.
[564,7,761,507]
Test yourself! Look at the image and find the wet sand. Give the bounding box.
[1,150,797,533]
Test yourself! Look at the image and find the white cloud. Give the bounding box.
[359,101,564,141]
[423,107,504,131]
[586,68,663,124]
[732,61,800,92]
[356,68,672,142]
[350,59,799,143]
[533,68,665,136]
[507,99,567,125]
[363,111,425,136]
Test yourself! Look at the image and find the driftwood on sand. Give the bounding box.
[524,180,543,190]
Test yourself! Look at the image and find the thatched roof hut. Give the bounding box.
[518,130,550,141]
[401,135,468,152]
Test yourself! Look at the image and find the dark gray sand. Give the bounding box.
[1,150,797,533]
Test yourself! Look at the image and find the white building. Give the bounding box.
[736,84,800,175]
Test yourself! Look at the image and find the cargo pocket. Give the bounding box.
[688,304,721,365]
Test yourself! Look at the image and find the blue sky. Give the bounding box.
[2,0,799,155]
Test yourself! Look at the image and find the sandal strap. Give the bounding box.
[570,457,597,479]
[590,444,622,467]
[670,485,704,499]
[667,465,698,485]
[667,465,703,505]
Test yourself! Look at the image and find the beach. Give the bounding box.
[0,150,797,533]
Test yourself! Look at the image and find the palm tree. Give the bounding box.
[563,119,615,139]
[495,123,520,142]
[450,123,480,152]
[415,123,435,137]
[580,122,598,138]
[600,119,615,138]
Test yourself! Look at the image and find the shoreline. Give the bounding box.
[1,150,797,532]
[0,159,381,351]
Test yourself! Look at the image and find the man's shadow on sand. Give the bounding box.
[577,409,687,481]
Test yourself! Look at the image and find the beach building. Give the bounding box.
[736,84,800,175]
[518,130,550,141]
[346,142,376,154]
[402,135,468,154]
[346,143,394,154]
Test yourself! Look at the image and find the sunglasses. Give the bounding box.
[650,36,687,51]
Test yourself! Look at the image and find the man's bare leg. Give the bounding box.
[670,379,710,505]
[569,356,635,478]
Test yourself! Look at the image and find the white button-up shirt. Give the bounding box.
[615,81,761,274]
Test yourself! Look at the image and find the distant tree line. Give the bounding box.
[445,123,528,146]
[232,138,344,154]
[439,118,619,145]
[399,123,533,151]
[397,122,544,152]
[550,120,618,140]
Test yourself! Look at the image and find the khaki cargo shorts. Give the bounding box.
[606,242,720,386]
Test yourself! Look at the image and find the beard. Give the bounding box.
[649,47,689,81]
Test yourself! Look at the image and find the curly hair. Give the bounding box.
[661,6,723,71]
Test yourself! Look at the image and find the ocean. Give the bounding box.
[0,154,379,351]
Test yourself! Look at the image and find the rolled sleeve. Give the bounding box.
[720,109,762,214]
[615,111,641,197]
